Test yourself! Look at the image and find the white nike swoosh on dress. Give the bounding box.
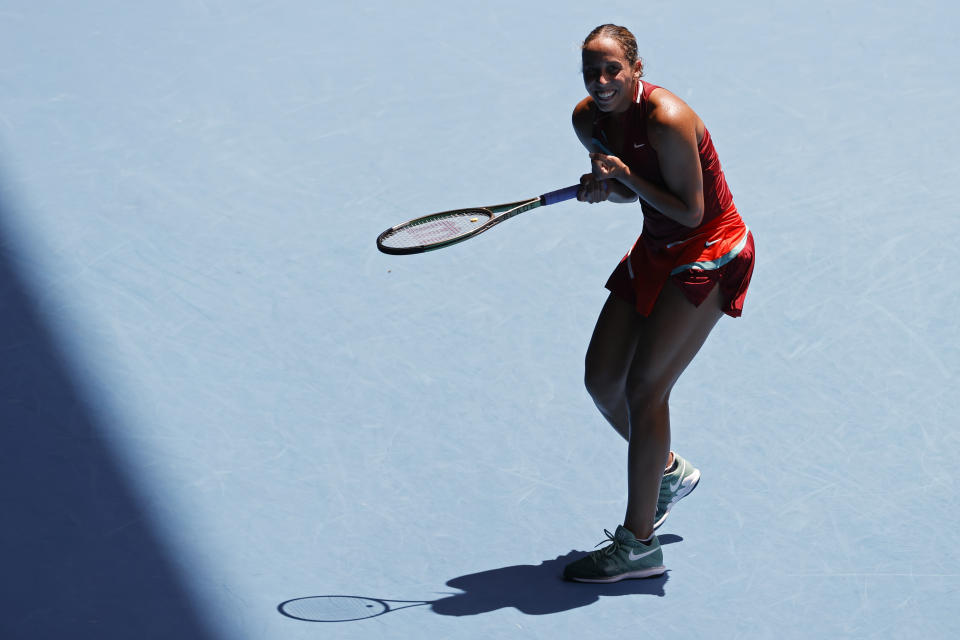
[633,143,645,148]
[628,547,659,561]
[704,238,720,247]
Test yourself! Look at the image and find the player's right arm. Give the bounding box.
[572,97,638,204]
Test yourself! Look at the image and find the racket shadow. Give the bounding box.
[431,534,680,617]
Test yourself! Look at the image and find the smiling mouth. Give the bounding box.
[596,89,616,101]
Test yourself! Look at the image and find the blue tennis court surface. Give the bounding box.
[2,2,958,638]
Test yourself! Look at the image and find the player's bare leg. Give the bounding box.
[585,296,693,474]
[620,281,723,540]
[584,292,643,441]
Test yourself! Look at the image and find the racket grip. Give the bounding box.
[540,184,581,206]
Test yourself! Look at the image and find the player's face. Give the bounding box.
[581,38,637,114]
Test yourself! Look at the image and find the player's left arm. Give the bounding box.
[647,103,705,227]
[590,99,705,226]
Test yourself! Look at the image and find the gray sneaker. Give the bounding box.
[654,453,700,530]
[563,525,666,583]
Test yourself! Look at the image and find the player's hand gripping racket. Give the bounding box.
[376,184,580,255]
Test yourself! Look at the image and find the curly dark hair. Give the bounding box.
[582,24,643,76]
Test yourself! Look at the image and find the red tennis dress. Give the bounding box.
[595,81,755,317]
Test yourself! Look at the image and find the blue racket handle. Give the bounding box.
[540,184,581,206]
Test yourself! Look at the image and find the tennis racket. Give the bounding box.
[376,184,580,255]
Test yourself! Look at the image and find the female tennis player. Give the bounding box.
[563,24,755,583]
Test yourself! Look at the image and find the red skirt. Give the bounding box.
[606,230,755,318]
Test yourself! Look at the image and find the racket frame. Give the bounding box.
[376,195,544,255]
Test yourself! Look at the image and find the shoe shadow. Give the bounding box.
[430,534,682,617]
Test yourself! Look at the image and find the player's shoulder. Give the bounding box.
[573,96,597,149]
[572,96,598,146]
[572,96,597,129]
[647,87,692,120]
[646,86,700,136]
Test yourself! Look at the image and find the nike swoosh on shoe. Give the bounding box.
[668,459,686,493]
[627,547,659,561]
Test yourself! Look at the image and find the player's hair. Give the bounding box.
[582,24,644,77]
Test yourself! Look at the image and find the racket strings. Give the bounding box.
[379,209,491,249]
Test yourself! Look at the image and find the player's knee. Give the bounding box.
[624,370,671,414]
[584,356,622,406]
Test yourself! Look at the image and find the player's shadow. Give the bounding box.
[430,534,681,617]
[278,535,681,623]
